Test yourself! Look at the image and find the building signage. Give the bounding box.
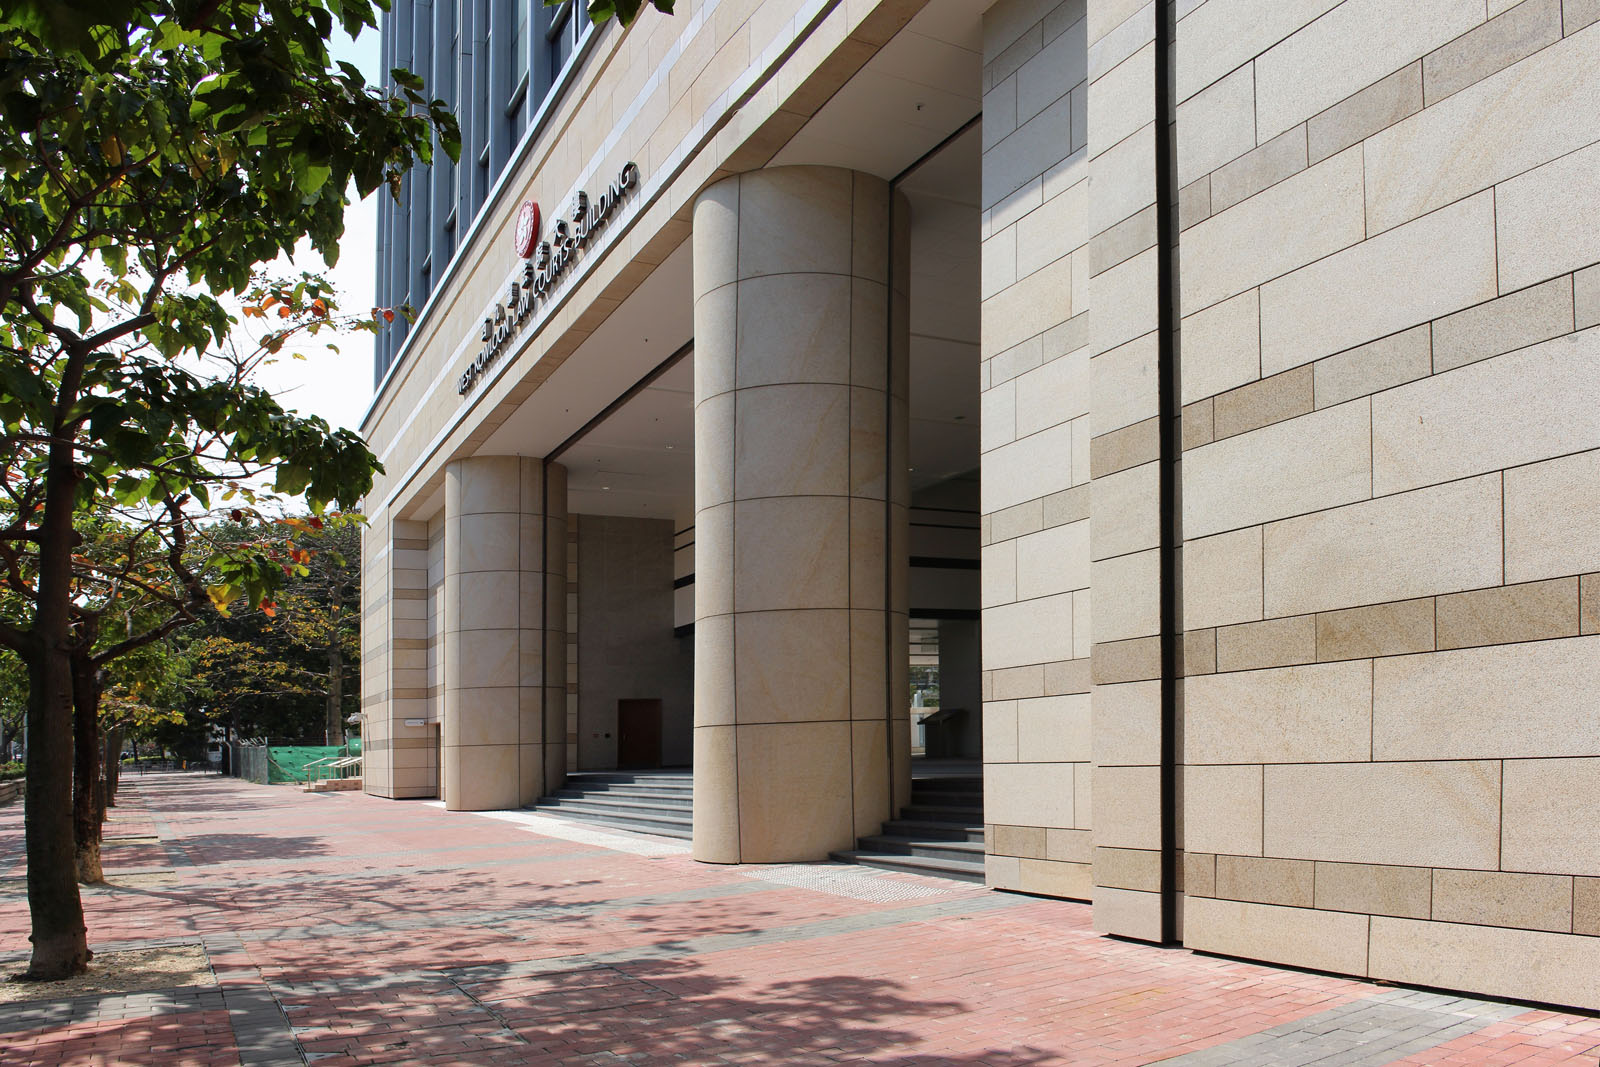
[513,199,541,258]
[457,161,641,396]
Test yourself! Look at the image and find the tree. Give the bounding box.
[557,0,676,26]
[0,1,455,979]
[0,646,23,761]
[173,514,362,748]
[256,515,361,746]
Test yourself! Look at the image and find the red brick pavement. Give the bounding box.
[0,774,1596,1066]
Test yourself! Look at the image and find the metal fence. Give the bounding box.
[230,743,269,784]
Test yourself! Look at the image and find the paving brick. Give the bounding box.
[5,772,1598,1066]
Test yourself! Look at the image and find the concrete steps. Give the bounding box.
[528,768,988,882]
[306,777,363,793]
[529,770,693,840]
[831,775,986,882]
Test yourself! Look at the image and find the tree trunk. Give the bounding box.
[22,642,90,978]
[72,659,104,885]
[326,639,344,747]
[326,577,346,748]
[104,724,124,806]
[23,349,92,980]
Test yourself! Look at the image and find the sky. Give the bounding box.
[249,27,383,434]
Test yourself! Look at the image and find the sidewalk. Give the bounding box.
[0,774,1596,1066]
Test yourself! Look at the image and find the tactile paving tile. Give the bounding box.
[472,808,692,856]
[738,862,965,902]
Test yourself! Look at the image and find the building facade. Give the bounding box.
[363,0,1600,1010]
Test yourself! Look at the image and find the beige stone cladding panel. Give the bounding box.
[1182,399,1371,539]
[1252,0,1484,141]
[1175,0,1339,104]
[1430,869,1573,933]
[980,0,1094,899]
[1502,757,1600,875]
[1092,886,1163,941]
[1371,328,1600,496]
[1370,917,1600,1009]
[1179,288,1259,407]
[1504,448,1600,584]
[1185,662,1372,766]
[1180,146,1365,319]
[1182,527,1262,631]
[1374,637,1600,761]
[1496,139,1600,292]
[1186,897,1370,976]
[1184,764,1263,858]
[1257,190,1498,376]
[1262,474,1503,618]
[1364,21,1600,235]
[1174,62,1254,188]
[1263,761,1501,869]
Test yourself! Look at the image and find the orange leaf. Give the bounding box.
[382,309,395,323]
[277,306,291,318]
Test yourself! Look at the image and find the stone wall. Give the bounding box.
[360,515,433,798]
[978,0,1094,901]
[576,514,694,770]
[1174,0,1600,1007]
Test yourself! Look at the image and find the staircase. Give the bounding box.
[830,774,985,882]
[529,770,693,839]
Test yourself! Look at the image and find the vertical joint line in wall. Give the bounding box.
[539,458,550,798]
[882,182,898,825]
[1155,0,1182,948]
[732,184,741,865]
[1359,141,1367,240]
[1492,186,1500,296]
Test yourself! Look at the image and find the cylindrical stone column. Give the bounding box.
[691,166,910,864]
[442,455,567,810]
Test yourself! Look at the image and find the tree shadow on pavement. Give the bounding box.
[478,958,1058,1065]
[281,955,1059,1066]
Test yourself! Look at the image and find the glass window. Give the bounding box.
[511,0,529,84]
[509,0,530,135]
[547,0,574,81]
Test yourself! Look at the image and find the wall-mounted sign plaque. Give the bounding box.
[458,161,641,396]
[513,200,541,259]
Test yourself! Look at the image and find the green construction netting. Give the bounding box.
[265,737,362,784]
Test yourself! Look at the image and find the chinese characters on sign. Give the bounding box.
[457,161,641,396]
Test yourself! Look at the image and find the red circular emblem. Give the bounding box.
[513,200,541,258]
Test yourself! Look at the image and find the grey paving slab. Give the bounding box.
[1147,987,1530,1067]
[0,984,225,1035]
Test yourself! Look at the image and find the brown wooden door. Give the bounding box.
[617,699,663,769]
